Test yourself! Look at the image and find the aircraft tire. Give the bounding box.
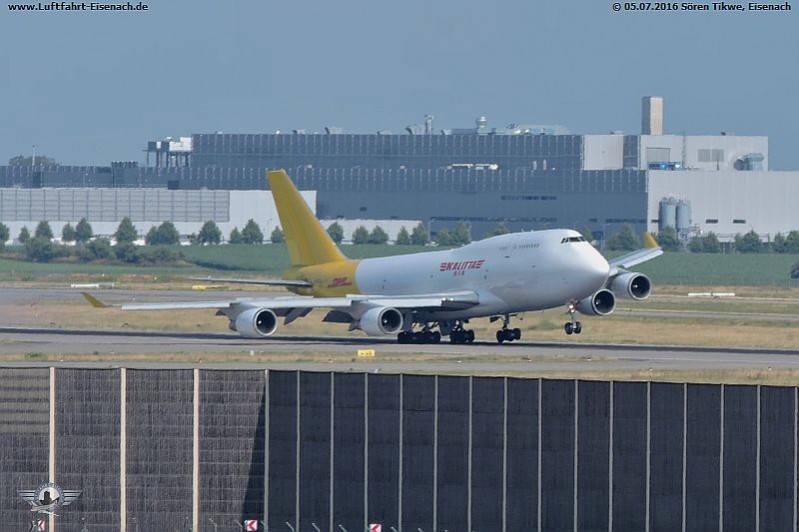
[574,322,582,334]
[512,328,521,341]
[565,323,574,335]
[467,330,475,343]
[496,330,504,344]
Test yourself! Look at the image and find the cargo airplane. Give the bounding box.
[83,170,663,344]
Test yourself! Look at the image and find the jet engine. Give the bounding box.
[610,272,652,301]
[359,306,404,336]
[575,289,616,316]
[234,308,278,338]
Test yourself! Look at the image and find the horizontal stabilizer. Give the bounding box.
[81,292,110,308]
[188,276,312,288]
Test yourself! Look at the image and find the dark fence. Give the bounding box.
[0,368,796,531]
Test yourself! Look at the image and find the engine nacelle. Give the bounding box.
[610,272,652,301]
[359,306,404,336]
[234,308,278,338]
[575,289,616,316]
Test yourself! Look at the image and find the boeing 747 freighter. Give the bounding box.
[84,170,662,344]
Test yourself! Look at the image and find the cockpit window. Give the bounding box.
[560,236,586,243]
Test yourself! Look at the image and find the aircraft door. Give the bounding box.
[504,235,521,259]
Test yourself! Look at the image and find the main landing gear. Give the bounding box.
[450,326,475,344]
[495,314,522,344]
[564,301,582,335]
[397,330,441,344]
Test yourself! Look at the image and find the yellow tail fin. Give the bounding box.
[643,232,659,249]
[268,169,348,267]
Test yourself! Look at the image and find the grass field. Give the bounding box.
[625,252,799,287]
[2,244,797,287]
[177,243,431,273]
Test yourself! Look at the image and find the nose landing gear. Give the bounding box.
[564,301,582,335]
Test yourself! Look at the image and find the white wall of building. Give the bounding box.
[0,189,314,244]
[582,135,625,170]
[0,188,421,245]
[647,170,799,240]
[639,135,769,171]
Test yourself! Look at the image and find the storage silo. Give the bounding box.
[676,200,692,232]
[658,198,677,230]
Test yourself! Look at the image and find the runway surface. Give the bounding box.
[2,326,799,373]
[1,287,798,373]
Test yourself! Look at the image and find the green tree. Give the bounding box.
[578,225,594,243]
[435,228,454,246]
[368,226,389,245]
[61,223,77,243]
[25,237,56,262]
[241,219,264,244]
[144,227,158,245]
[488,223,510,238]
[0,223,9,250]
[452,223,471,246]
[772,233,787,254]
[18,226,30,244]
[703,232,721,253]
[327,222,344,244]
[395,226,411,245]
[145,221,180,245]
[688,236,703,253]
[228,227,243,244]
[75,218,93,243]
[270,227,285,244]
[352,226,370,245]
[606,224,639,251]
[197,221,222,245]
[83,238,113,261]
[114,217,138,244]
[9,154,57,166]
[158,221,180,245]
[785,230,799,254]
[115,241,140,263]
[655,226,681,252]
[792,260,799,279]
[735,230,762,253]
[410,223,429,246]
[34,221,53,241]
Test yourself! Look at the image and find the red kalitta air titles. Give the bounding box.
[439,259,485,272]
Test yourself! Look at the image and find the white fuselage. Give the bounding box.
[354,229,610,320]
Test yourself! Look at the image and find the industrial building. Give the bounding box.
[0,189,309,244]
[1,367,796,531]
[1,97,796,242]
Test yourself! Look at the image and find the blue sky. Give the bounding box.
[1,0,797,168]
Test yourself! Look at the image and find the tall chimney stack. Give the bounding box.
[642,96,664,135]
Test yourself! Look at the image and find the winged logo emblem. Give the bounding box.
[19,482,81,516]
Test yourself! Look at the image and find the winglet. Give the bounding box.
[81,292,109,308]
[643,232,659,249]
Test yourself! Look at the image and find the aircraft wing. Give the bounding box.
[82,290,479,314]
[608,232,663,276]
[188,276,312,288]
